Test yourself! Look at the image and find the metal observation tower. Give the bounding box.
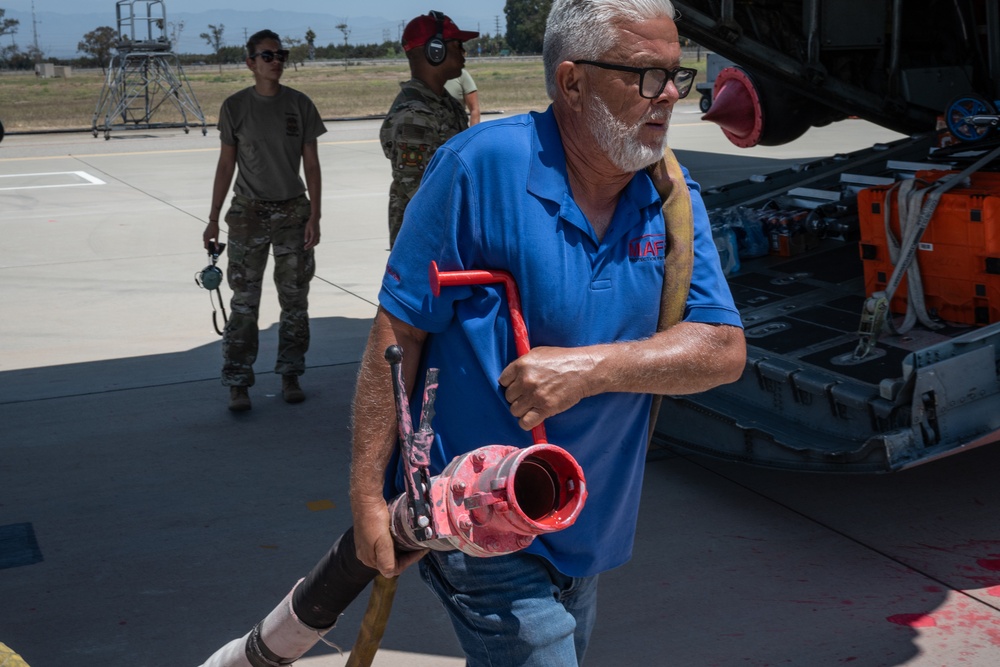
[91,0,206,139]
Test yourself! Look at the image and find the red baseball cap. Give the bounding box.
[402,12,479,51]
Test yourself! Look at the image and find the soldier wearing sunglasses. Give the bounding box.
[203,29,327,412]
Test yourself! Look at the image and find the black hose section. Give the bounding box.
[291,525,380,630]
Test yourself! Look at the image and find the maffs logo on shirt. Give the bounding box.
[628,234,667,263]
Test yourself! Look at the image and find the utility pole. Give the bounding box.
[31,0,40,61]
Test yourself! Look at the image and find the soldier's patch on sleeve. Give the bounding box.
[397,142,430,170]
[398,119,432,143]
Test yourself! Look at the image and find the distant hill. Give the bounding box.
[3,8,499,59]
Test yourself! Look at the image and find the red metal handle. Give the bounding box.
[429,261,545,444]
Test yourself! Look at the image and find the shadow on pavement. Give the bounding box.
[4,305,1000,667]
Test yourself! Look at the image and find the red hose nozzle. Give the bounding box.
[390,443,587,556]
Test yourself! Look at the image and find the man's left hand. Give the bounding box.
[498,346,597,431]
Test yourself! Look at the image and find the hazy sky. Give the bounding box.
[4,1,511,56]
[5,0,508,22]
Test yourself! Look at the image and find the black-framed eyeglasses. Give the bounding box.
[573,60,697,99]
[250,49,289,63]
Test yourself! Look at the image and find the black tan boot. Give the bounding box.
[228,386,251,412]
[282,375,305,404]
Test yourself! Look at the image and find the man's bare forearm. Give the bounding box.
[350,308,428,506]
[500,322,745,431]
[591,322,746,396]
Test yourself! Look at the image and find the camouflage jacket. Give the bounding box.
[380,78,468,244]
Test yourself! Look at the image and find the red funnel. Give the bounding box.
[701,66,764,148]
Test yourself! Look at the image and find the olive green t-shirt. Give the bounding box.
[218,85,326,202]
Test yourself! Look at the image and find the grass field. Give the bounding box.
[0,55,708,133]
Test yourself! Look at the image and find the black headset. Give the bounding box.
[424,10,447,66]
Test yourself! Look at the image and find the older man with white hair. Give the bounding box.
[350,1,746,664]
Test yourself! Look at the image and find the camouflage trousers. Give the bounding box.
[387,180,413,249]
[221,194,315,387]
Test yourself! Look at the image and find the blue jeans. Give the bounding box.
[419,549,600,667]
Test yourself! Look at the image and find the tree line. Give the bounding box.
[0,1,556,72]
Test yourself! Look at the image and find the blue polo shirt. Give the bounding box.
[379,106,742,577]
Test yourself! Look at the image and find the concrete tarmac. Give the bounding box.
[3,105,1000,667]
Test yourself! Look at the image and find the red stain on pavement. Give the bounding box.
[920,600,1000,645]
[987,586,1000,598]
[977,558,1000,571]
[887,613,937,628]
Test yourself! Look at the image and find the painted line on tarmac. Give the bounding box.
[0,148,215,163]
[318,139,382,145]
[0,170,106,191]
[0,139,382,163]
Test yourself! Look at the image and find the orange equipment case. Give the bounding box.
[857,170,1000,326]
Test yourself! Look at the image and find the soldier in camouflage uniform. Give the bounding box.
[380,12,479,247]
[203,29,326,412]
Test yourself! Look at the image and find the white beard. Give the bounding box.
[587,93,670,172]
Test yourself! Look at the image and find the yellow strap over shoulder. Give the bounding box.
[0,642,31,667]
[645,146,696,444]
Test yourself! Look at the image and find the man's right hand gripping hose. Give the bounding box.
[198,263,587,667]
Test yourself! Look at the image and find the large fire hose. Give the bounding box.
[199,265,588,667]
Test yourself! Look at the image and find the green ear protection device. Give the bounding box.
[195,242,228,335]
[195,243,226,290]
